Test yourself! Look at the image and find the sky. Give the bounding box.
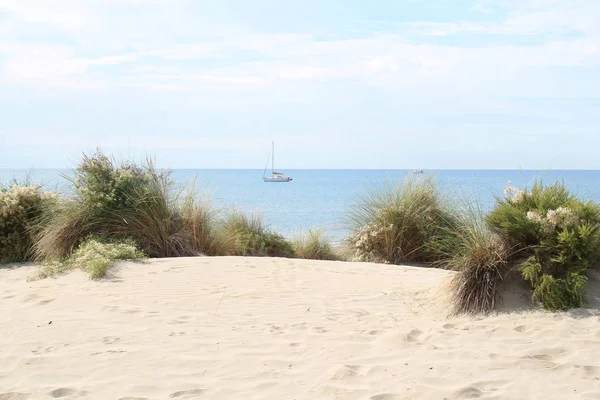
[0,0,599,170]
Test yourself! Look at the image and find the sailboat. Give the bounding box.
[263,142,292,182]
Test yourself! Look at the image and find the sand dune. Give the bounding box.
[1,257,600,400]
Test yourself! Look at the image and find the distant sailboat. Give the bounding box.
[263,142,292,182]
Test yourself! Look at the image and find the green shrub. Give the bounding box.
[486,180,600,310]
[220,210,296,258]
[294,229,338,260]
[347,174,458,264]
[37,237,145,280]
[0,184,56,263]
[34,150,222,260]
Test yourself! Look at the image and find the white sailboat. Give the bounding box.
[263,142,292,182]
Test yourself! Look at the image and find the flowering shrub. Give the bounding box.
[0,184,56,262]
[487,180,600,310]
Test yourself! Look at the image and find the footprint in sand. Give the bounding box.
[31,346,54,355]
[270,325,283,334]
[0,393,30,400]
[454,380,510,399]
[331,365,363,381]
[48,388,78,398]
[514,325,528,332]
[404,329,422,343]
[169,389,206,398]
[370,395,403,400]
[118,397,150,400]
[169,316,194,325]
[574,365,600,376]
[454,386,482,399]
[102,336,121,344]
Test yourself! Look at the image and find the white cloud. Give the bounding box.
[0,0,598,102]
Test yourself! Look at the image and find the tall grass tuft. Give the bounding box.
[34,150,222,261]
[220,210,296,257]
[440,205,514,314]
[181,193,227,256]
[486,180,600,310]
[294,229,338,260]
[347,174,457,264]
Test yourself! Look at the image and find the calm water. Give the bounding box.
[2,169,600,242]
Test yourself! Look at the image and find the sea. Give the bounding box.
[2,169,600,243]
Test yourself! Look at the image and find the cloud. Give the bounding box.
[0,0,598,95]
[1,0,599,168]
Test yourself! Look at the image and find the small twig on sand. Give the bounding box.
[214,286,227,316]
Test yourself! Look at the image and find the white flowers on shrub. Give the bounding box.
[503,182,525,204]
[526,206,581,233]
[347,222,393,262]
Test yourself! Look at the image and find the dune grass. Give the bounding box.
[293,229,338,261]
[36,237,145,280]
[347,174,458,264]
[219,210,296,258]
[34,151,223,261]
[439,205,514,314]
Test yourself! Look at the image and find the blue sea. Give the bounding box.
[2,169,600,242]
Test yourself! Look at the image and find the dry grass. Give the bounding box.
[441,207,514,315]
[294,229,338,260]
[219,210,296,258]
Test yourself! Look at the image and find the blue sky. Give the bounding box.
[0,0,598,169]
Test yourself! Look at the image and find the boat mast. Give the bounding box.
[272,141,274,174]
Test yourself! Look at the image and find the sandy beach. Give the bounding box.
[1,257,600,400]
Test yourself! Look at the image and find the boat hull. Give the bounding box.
[263,177,292,182]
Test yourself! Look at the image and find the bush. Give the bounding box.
[486,180,600,310]
[347,174,457,264]
[220,210,296,257]
[36,237,145,280]
[441,206,513,314]
[34,151,222,261]
[0,183,56,263]
[294,229,338,260]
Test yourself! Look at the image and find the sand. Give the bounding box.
[1,257,599,400]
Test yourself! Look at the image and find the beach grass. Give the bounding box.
[439,205,513,314]
[219,210,296,258]
[347,173,458,264]
[293,229,338,261]
[34,151,223,262]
